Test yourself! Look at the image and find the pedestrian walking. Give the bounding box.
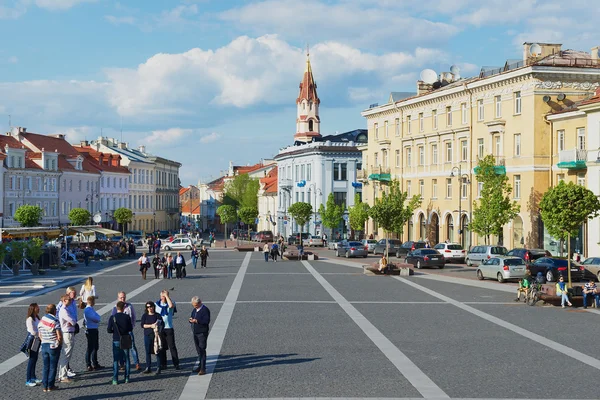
[107,301,133,385]
[154,238,162,256]
[111,292,141,371]
[79,277,96,309]
[57,295,77,384]
[25,303,41,387]
[263,243,270,262]
[128,240,136,257]
[200,245,209,268]
[191,246,199,269]
[138,253,150,280]
[83,296,103,371]
[155,290,180,370]
[160,254,168,279]
[166,253,174,279]
[152,254,161,279]
[322,233,327,247]
[271,243,279,262]
[148,237,154,255]
[190,296,210,375]
[39,304,62,392]
[140,302,163,375]
[175,252,186,279]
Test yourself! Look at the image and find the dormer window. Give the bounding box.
[16,156,22,168]
[76,160,82,170]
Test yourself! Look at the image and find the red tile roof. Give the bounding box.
[74,146,130,174]
[260,166,278,194]
[180,199,200,214]
[0,134,25,150]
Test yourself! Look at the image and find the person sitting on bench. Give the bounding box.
[582,279,600,309]
[378,255,389,275]
[515,270,531,302]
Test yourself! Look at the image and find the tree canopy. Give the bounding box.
[348,193,370,232]
[238,206,259,226]
[223,173,259,209]
[540,180,600,241]
[471,155,520,244]
[14,205,44,227]
[113,208,133,234]
[217,205,237,224]
[319,193,344,232]
[288,202,313,235]
[369,180,421,239]
[68,208,91,226]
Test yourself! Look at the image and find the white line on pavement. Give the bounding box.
[179,251,251,400]
[302,260,450,399]
[394,276,600,371]
[0,259,161,377]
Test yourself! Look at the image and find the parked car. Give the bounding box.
[476,256,527,283]
[528,257,585,282]
[328,239,343,250]
[505,248,551,264]
[162,238,194,251]
[288,232,310,245]
[433,242,466,263]
[158,230,170,239]
[361,239,378,253]
[581,257,600,281]
[255,230,274,242]
[373,239,402,255]
[465,245,508,266]
[336,241,368,258]
[130,235,144,246]
[405,248,445,269]
[396,240,427,258]
[304,235,324,247]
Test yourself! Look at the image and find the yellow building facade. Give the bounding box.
[360,43,600,251]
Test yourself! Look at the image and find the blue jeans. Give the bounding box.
[264,252,269,262]
[583,292,600,307]
[192,256,198,269]
[112,341,130,381]
[41,343,60,389]
[119,331,139,365]
[144,334,160,371]
[560,292,570,306]
[26,347,39,383]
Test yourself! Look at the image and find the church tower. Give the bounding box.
[294,48,321,142]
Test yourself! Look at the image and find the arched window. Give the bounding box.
[308,120,314,131]
[446,214,454,242]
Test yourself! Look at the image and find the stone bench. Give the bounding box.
[363,262,413,276]
[282,251,319,261]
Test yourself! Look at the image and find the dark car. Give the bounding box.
[396,240,427,258]
[505,248,551,264]
[373,239,402,255]
[255,230,274,242]
[405,248,445,269]
[528,257,585,283]
[336,241,368,258]
[288,232,310,245]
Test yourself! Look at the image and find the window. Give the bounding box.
[374,152,379,166]
[407,115,412,134]
[419,179,424,198]
[16,156,22,168]
[461,140,468,161]
[432,109,438,130]
[477,182,483,198]
[514,134,521,156]
[374,123,379,139]
[86,181,90,191]
[446,178,452,198]
[478,138,484,159]
[26,177,32,190]
[577,128,586,150]
[461,102,467,124]
[295,165,299,181]
[406,181,411,197]
[431,144,438,164]
[495,95,502,118]
[301,164,305,180]
[477,99,484,121]
[333,163,347,181]
[384,120,389,138]
[514,91,522,114]
[514,175,521,199]
[446,106,452,126]
[395,150,400,167]
[406,148,412,167]
[461,179,468,199]
[494,135,501,156]
[17,176,22,190]
[577,173,585,186]
[9,202,14,217]
[382,150,388,168]
[419,113,424,132]
[295,192,299,203]
[395,118,400,136]
[78,180,82,191]
[113,177,116,187]
[418,146,425,165]
[445,142,453,163]
[557,174,565,183]
[432,179,438,198]
[333,192,347,207]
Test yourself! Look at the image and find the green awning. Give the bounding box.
[474,166,506,175]
[379,173,391,181]
[368,174,380,180]
[557,161,587,169]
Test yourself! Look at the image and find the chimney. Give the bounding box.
[118,142,127,149]
[592,46,599,63]
[19,127,27,133]
[138,145,146,154]
[416,80,433,96]
[80,140,89,147]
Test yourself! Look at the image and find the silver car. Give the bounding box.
[466,245,508,266]
[361,239,378,253]
[162,238,194,251]
[336,241,368,258]
[476,256,527,283]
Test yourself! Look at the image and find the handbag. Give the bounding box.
[114,318,132,350]
[30,336,41,353]
[20,333,34,355]
[79,299,86,310]
[74,322,80,335]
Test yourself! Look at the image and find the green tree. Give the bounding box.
[68,208,91,226]
[217,204,237,240]
[27,238,44,272]
[319,193,344,237]
[223,174,260,209]
[238,206,258,227]
[288,202,313,240]
[540,180,600,257]
[14,205,44,227]
[369,180,421,257]
[113,207,133,235]
[348,193,370,237]
[471,155,520,244]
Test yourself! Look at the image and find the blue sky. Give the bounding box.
[0,0,598,185]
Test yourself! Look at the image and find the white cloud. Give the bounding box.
[8,56,18,63]
[146,127,193,144]
[104,15,136,26]
[34,0,96,11]
[199,132,219,143]
[0,1,27,19]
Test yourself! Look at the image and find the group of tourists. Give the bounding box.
[136,246,209,280]
[22,279,211,392]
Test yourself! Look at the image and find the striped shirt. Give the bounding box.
[38,313,61,344]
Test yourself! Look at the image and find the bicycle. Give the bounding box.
[526,281,542,306]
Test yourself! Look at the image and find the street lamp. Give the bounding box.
[85,193,98,225]
[153,212,156,233]
[308,183,322,236]
[450,165,471,246]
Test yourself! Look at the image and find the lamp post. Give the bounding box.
[450,165,471,247]
[308,183,322,236]
[153,212,156,233]
[85,192,98,225]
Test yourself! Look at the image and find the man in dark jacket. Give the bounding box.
[175,252,186,279]
[189,296,210,375]
[107,301,133,384]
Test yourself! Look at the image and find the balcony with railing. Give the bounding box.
[356,169,368,182]
[474,155,506,175]
[279,178,293,189]
[558,148,587,169]
[368,165,391,182]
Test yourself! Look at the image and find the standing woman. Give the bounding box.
[25,303,41,387]
[191,246,199,269]
[83,296,103,371]
[152,255,161,279]
[166,253,174,279]
[140,302,163,375]
[138,253,149,280]
[79,277,96,308]
[200,245,209,268]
